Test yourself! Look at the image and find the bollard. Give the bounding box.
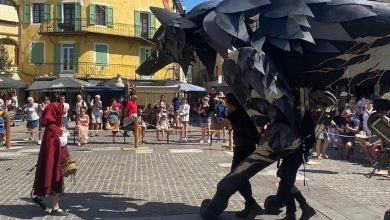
[5,115,10,149]
[228,129,233,151]
[133,117,139,148]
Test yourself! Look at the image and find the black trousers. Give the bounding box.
[231,148,256,205]
[277,150,306,215]
[206,140,300,215]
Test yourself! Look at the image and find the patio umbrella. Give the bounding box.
[179,83,206,92]
[0,76,27,89]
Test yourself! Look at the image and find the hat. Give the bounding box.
[341,109,353,117]
[131,95,138,100]
[217,92,226,98]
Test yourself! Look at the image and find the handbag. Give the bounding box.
[61,156,77,177]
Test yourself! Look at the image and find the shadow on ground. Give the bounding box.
[0,192,201,219]
[299,169,338,175]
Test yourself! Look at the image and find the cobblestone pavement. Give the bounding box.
[0,124,388,219]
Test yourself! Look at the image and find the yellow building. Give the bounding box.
[0,0,19,76]
[19,0,179,84]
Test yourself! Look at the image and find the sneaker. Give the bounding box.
[235,202,262,218]
[37,140,41,145]
[184,137,187,142]
[200,140,204,144]
[78,143,81,147]
[300,203,316,220]
[50,209,69,216]
[207,139,211,144]
[372,161,379,167]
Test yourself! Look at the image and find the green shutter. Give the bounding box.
[73,43,79,73]
[95,44,108,65]
[23,4,31,24]
[107,7,113,27]
[54,43,61,73]
[149,14,156,39]
[140,48,146,64]
[31,43,44,64]
[134,10,140,37]
[75,3,81,31]
[89,4,95,25]
[55,3,62,32]
[44,4,50,21]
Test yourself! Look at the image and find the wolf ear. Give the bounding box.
[150,7,181,27]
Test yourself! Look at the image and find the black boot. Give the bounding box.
[235,202,262,219]
[200,199,218,220]
[300,203,316,220]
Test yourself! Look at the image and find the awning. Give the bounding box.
[0,4,18,23]
[83,86,125,93]
[0,76,27,89]
[28,77,90,90]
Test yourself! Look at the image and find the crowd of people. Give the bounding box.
[316,95,386,166]
[18,91,230,145]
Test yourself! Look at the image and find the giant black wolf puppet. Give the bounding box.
[136,0,390,218]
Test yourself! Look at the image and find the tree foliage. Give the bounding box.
[0,40,13,78]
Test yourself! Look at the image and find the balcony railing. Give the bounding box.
[39,19,156,39]
[32,62,171,79]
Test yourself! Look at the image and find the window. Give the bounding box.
[31,42,44,64]
[141,12,149,38]
[95,5,106,26]
[33,3,44,23]
[62,44,74,72]
[0,0,15,7]
[139,47,152,79]
[95,44,108,65]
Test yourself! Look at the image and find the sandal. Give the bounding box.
[50,209,69,216]
[32,196,47,210]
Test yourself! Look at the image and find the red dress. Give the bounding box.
[33,102,67,197]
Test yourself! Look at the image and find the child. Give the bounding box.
[157,113,169,141]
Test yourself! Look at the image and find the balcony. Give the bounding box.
[32,62,172,80]
[39,19,156,39]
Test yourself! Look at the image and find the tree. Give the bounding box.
[0,40,13,78]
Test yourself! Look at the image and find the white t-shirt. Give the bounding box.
[26,103,40,121]
[63,102,70,117]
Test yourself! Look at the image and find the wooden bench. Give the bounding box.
[165,129,220,146]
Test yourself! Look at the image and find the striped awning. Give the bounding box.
[0,4,19,23]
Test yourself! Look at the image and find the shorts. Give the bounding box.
[199,116,211,124]
[63,116,69,128]
[91,112,102,124]
[26,120,39,129]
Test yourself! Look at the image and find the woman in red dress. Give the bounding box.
[31,101,69,216]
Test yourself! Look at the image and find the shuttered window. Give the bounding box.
[95,44,108,66]
[89,4,113,27]
[33,3,44,23]
[23,4,31,24]
[31,42,44,64]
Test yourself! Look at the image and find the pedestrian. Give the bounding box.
[60,95,69,129]
[25,97,39,141]
[198,95,211,143]
[215,92,227,142]
[75,94,87,120]
[210,93,261,218]
[38,96,50,145]
[124,94,138,137]
[157,112,168,141]
[90,95,103,136]
[179,98,190,142]
[76,107,89,146]
[137,109,147,143]
[31,101,69,216]
[107,99,120,143]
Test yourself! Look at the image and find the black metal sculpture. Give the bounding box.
[136,0,390,218]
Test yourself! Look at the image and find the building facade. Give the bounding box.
[19,0,178,84]
[0,0,19,76]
